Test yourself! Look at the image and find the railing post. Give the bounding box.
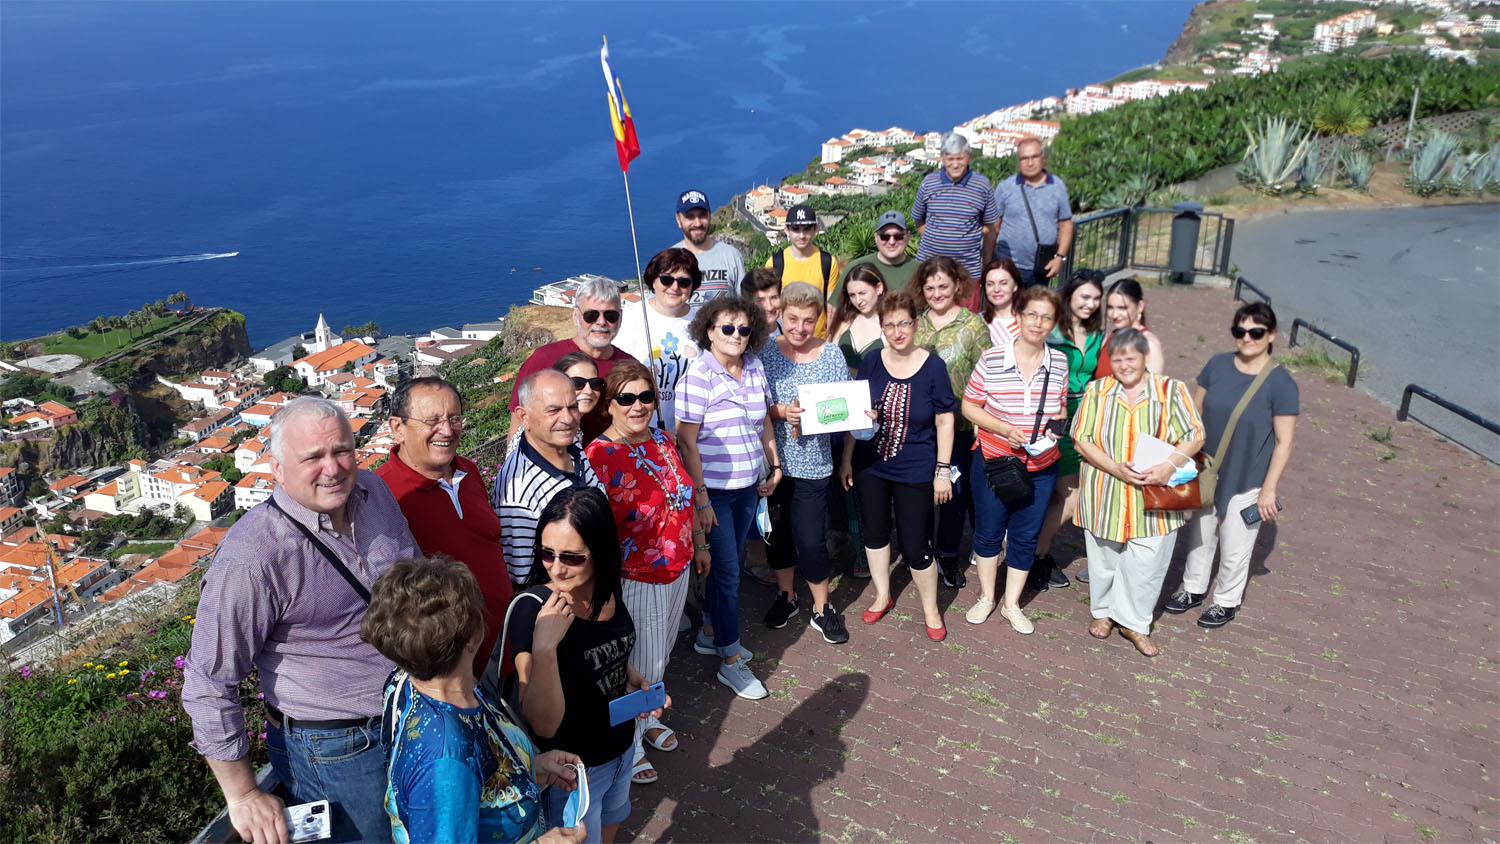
[1219,218,1236,276]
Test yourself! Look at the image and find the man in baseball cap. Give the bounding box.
[763,204,839,337]
[673,189,745,306]
[834,210,918,298]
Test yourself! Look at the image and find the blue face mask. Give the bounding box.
[756,497,772,536]
[1167,462,1199,488]
[562,763,589,828]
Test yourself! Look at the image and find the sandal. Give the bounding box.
[1088,618,1114,640]
[631,757,659,785]
[1119,628,1159,658]
[643,725,678,752]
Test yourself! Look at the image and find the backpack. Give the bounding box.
[772,248,834,299]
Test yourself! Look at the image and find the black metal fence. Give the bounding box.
[1232,276,1273,306]
[1061,206,1235,281]
[1398,384,1500,437]
[1289,318,1361,388]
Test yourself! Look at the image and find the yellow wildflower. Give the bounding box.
[120,669,130,676]
[118,660,129,667]
[106,673,116,679]
[83,662,93,667]
[67,679,77,685]
[94,665,104,671]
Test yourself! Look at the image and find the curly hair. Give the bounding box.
[687,294,771,354]
[911,256,974,311]
[361,555,483,681]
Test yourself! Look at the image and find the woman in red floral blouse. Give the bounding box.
[584,359,700,788]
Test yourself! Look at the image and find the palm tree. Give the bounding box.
[1314,91,1371,167]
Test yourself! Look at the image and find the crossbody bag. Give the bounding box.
[1019,182,1058,283]
[267,498,370,603]
[982,362,1051,505]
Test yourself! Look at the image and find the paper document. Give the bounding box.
[1130,434,1176,472]
[797,380,873,436]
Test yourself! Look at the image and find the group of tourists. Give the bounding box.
[181,133,1298,844]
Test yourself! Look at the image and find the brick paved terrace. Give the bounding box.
[622,284,1499,844]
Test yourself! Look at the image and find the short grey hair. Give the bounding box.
[268,396,351,461]
[574,276,622,309]
[1107,327,1151,359]
[517,368,573,409]
[940,132,971,156]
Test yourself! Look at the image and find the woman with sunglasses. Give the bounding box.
[583,360,697,787]
[675,296,779,701]
[493,486,666,844]
[1168,303,1298,630]
[554,352,604,446]
[981,258,1023,351]
[614,247,703,433]
[839,290,956,640]
[912,256,988,589]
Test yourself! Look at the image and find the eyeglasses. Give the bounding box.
[718,324,753,337]
[880,319,914,330]
[580,309,620,325]
[877,231,907,242]
[538,547,590,566]
[658,274,695,290]
[570,376,605,392]
[406,414,465,429]
[613,389,657,407]
[1231,325,1269,340]
[1020,311,1057,324]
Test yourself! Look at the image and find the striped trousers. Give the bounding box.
[620,570,691,760]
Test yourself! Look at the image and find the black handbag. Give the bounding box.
[1019,182,1058,286]
[983,363,1051,504]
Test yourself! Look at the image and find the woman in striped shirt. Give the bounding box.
[1071,329,1205,658]
[960,285,1069,634]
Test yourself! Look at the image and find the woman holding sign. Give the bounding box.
[761,282,853,644]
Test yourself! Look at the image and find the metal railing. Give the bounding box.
[1061,206,1234,282]
[1232,276,1272,307]
[1289,318,1360,388]
[1398,384,1500,436]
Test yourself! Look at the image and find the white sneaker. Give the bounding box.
[717,659,768,700]
[965,597,996,625]
[693,631,752,661]
[1000,604,1034,635]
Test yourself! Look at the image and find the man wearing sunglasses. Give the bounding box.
[614,247,703,433]
[510,275,629,441]
[834,210,919,298]
[673,188,745,307]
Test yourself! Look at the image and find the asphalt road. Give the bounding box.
[1233,203,1500,461]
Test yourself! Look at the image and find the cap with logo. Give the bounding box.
[875,210,908,232]
[787,205,817,227]
[677,190,710,214]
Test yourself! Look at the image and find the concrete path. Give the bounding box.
[621,284,1499,844]
[1232,204,1500,461]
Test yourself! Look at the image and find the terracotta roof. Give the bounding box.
[38,401,75,417]
[182,525,229,552]
[0,507,21,523]
[240,403,280,420]
[0,468,13,479]
[0,542,51,569]
[235,472,276,489]
[89,480,121,497]
[189,480,231,502]
[48,474,89,492]
[296,340,376,373]
[0,585,53,619]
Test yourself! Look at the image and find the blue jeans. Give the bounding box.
[936,430,976,560]
[970,448,1058,570]
[705,485,758,658]
[267,719,389,844]
[543,749,633,844]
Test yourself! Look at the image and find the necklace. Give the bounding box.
[620,430,693,512]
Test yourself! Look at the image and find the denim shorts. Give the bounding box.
[543,749,633,843]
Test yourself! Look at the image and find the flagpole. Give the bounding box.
[620,161,664,430]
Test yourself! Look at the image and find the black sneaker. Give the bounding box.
[1163,590,1205,615]
[1027,556,1054,592]
[810,605,850,644]
[1047,565,1071,590]
[939,556,967,589]
[764,591,799,629]
[1197,604,1236,628]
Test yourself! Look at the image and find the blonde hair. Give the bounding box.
[778,281,825,316]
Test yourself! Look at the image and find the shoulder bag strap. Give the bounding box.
[1018,180,1042,243]
[1028,359,1052,443]
[479,590,548,725]
[267,498,370,604]
[772,249,785,276]
[1210,363,1279,468]
[819,250,833,290]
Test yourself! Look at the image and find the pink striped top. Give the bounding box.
[963,344,1070,470]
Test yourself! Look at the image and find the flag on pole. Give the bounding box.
[601,36,641,172]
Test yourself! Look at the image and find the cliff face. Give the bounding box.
[0,395,149,474]
[495,305,573,359]
[1163,1,1210,65]
[97,310,252,389]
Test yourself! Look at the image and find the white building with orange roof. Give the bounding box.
[776,184,812,208]
[292,340,378,388]
[821,137,853,164]
[0,583,55,643]
[0,467,18,505]
[142,464,221,508]
[746,185,776,215]
[0,507,23,535]
[0,541,50,573]
[234,436,272,474]
[234,473,276,510]
[765,207,788,231]
[8,400,79,432]
[182,479,233,521]
[239,403,281,427]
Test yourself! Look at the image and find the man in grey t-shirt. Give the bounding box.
[674,188,746,306]
[992,138,1073,287]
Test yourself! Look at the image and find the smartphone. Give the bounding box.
[562,763,590,828]
[608,681,666,726]
[1044,418,1068,438]
[1240,499,1282,526]
[285,800,331,843]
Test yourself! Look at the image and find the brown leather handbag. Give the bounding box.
[1142,364,1276,511]
[1140,383,1203,511]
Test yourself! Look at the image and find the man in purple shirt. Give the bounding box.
[183,397,421,844]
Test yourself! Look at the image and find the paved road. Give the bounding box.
[1234,204,1500,460]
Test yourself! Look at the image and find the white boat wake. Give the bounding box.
[1,251,240,273]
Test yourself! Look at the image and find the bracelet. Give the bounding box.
[694,543,711,552]
[935,462,950,469]
[695,503,711,511]
[770,464,782,471]
[693,528,705,536]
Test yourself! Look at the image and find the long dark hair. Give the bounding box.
[829,263,886,338]
[980,257,1023,325]
[525,487,623,621]
[1058,270,1105,337]
[1105,278,1148,330]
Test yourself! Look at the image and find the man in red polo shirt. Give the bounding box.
[509,275,627,441]
[377,376,512,675]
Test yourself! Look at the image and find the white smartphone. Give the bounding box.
[285,800,331,843]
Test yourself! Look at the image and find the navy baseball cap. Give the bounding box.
[787,205,817,227]
[677,189,710,214]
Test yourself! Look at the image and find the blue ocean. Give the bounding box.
[1,1,1193,347]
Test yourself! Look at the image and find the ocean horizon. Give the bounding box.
[1,0,1195,348]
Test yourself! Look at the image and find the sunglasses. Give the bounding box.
[613,389,658,407]
[581,309,620,325]
[877,231,907,242]
[538,547,590,566]
[718,324,753,337]
[1231,326,1269,340]
[570,376,605,392]
[658,274,695,290]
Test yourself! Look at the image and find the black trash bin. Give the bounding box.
[1169,201,1204,285]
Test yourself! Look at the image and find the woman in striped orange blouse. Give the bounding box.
[1071,329,1204,658]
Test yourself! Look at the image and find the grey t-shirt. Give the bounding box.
[1196,353,1299,510]
[992,172,1072,273]
[676,238,746,306]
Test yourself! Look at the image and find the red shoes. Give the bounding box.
[861,598,895,624]
[926,624,947,641]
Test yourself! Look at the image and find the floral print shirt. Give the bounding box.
[916,307,988,432]
[585,428,695,584]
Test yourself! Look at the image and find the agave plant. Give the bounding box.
[1298,143,1334,196]
[1240,117,1311,196]
[1406,131,1460,197]
[1341,148,1374,191]
[1355,127,1387,154]
[1447,153,1486,195]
